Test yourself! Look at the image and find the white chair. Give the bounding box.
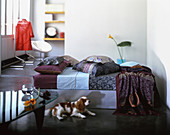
[31,41,52,60]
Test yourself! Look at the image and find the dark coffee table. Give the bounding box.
[0,89,58,131]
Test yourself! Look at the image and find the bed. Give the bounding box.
[33,55,120,109]
[33,55,160,114]
[33,67,118,90]
[33,68,119,109]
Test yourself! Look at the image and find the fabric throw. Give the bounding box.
[114,67,160,115]
[73,60,121,76]
[37,56,64,66]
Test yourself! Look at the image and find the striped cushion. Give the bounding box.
[73,60,121,76]
[73,60,96,74]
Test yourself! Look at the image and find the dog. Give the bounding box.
[45,96,96,120]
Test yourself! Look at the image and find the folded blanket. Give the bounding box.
[114,66,160,115]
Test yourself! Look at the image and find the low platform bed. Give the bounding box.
[33,55,160,115]
[33,66,118,109]
[33,67,118,90]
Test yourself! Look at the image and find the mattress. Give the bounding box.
[33,67,119,90]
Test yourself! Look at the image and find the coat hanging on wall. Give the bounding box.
[15,19,34,51]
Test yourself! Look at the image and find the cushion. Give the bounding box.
[120,61,139,67]
[37,56,64,66]
[61,55,79,66]
[91,62,121,76]
[85,55,113,64]
[73,60,97,74]
[34,60,70,75]
[73,60,120,76]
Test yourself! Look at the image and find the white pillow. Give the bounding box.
[120,61,139,67]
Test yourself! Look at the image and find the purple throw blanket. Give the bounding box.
[114,66,160,115]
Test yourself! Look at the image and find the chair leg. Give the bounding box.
[40,52,44,61]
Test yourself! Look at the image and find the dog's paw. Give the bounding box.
[90,112,96,116]
[62,114,67,117]
[70,114,74,117]
[57,116,64,120]
[81,115,86,119]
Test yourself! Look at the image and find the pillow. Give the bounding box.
[37,56,64,66]
[73,60,120,76]
[85,55,113,64]
[120,61,139,67]
[34,60,70,75]
[60,55,79,66]
[73,60,97,74]
[91,62,121,76]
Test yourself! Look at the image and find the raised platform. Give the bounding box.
[45,89,117,109]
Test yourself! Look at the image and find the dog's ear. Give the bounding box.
[76,99,85,113]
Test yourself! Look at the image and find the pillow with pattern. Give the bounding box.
[37,56,64,66]
[73,60,97,74]
[85,55,113,64]
[60,55,79,66]
[73,60,120,76]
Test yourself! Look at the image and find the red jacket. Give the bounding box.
[15,19,34,51]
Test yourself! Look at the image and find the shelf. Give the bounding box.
[44,38,65,41]
[45,21,65,23]
[45,11,65,14]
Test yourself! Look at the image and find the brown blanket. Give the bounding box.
[113,66,160,115]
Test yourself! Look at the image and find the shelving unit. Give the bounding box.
[44,2,65,41]
[45,20,65,23]
[45,11,65,14]
[44,38,65,41]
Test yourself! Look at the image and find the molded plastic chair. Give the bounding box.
[31,41,52,60]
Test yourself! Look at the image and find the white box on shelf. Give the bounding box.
[45,14,53,21]
[45,4,64,12]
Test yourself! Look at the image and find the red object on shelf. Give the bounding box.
[15,19,34,51]
[60,32,64,38]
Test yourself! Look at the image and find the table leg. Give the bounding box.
[34,106,45,130]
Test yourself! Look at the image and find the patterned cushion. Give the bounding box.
[61,55,79,66]
[35,60,70,75]
[73,60,96,74]
[91,62,121,76]
[73,60,121,76]
[37,56,64,66]
[85,55,113,64]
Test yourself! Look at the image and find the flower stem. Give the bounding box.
[112,37,123,63]
[117,47,123,63]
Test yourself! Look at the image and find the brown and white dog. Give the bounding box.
[45,96,96,120]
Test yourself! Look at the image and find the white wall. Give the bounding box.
[147,0,170,108]
[20,0,31,20]
[65,0,147,63]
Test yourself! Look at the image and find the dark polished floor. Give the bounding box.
[1,60,170,135]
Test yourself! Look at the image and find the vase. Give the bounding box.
[117,59,126,64]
